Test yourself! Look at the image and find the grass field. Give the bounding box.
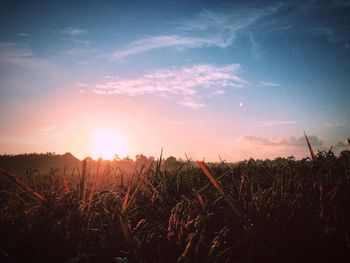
[0,150,350,262]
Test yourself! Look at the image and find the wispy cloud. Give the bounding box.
[45,27,92,59]
[255,120,299,127]
[266,1,350,44]
[334,140,347,148]
[89,64,246,108]
[208,89,225,98]
[243,134,324,148]
[258,81,281,87]
[61,27,86,36]
[178,99,207,109]
[57,47,96,56]
[333,138,350,152]
[248,32,264,61]
[15,32,31,38]
[113,35,211,59]
[0,42,52,69]
[175,8,269,47]
[77,61,89,65]
[324,122,350,129]
[230,133,332,160]
[57,27,91,48]
[113,8,276,59]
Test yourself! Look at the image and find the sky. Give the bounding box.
[0,0,349,161]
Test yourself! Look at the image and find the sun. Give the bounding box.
[91,130,128,160]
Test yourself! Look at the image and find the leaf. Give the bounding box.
[304,131,316,161]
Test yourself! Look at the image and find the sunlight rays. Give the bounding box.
[90,129,128,160]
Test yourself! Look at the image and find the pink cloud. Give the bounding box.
[242,134,324,148]
[255,120,300,127]
[91,64,247,108]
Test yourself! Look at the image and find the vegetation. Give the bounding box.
[0,150,350,262]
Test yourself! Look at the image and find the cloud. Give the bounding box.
[90,64,246,108]
[16,32,31,38]
[309,27,341,43]
[0,42,52,69]
[174,8,270,47]
[268,1,350,44]
[335,140,347,148]
[61,27,86,36]
[324,122,350,129]
[259,81,281,87]
[0,42,63,97]
[113,1,350,59]
[113,35,212,59]
[242,134,324,148]
[208,89,225,97]
[77,61,89,65]
[324,122,334,128]
[255,120,299,127]
[178,99,207,109]
[57,47,96,56]
[113,8,276,59]
[248,32,264,61]
[58,27,91,48]
[333,139,350,153]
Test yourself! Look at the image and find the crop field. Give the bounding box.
[0,150,350,263]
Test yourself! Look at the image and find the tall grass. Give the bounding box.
[0,150,349,262]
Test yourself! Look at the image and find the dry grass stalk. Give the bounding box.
[128,162,153,207]
[0,190,27,205]
[113,167,124,188]
[197,162,223,193]
[119,162,143,261]
[80,157,90,202]
[197,161,250,230]
[304,131,316,161]
[155,147,163,177]
[121,172,124,187]
[119,213,136,260]
[122,163,138,212]
[144,177,159,195]
[87,159,100,211]
[196,193,206,211]
[0,167,47,203]
[61,168,69,194]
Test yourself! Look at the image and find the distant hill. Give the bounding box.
[0,152,80,176]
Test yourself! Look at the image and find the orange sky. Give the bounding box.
[1,1,349,161]
[0,89,334,161]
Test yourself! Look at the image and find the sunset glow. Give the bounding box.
[90,130,128,160]
[0,0,349,161]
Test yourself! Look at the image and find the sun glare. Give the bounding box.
[91,130,128,160]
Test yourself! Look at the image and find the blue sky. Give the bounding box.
[0,0,349,160]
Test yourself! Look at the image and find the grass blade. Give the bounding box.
[128,162,152,208]
[61,168,69,194]
[80,157,90,202]
[155,147,163,177]
[197,161,250,230]
[304,131,316,161]
[0,167,47,203]
[122,162,138,212]
[87,158,100,212]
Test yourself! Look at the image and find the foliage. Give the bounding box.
[0,150,350,262]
